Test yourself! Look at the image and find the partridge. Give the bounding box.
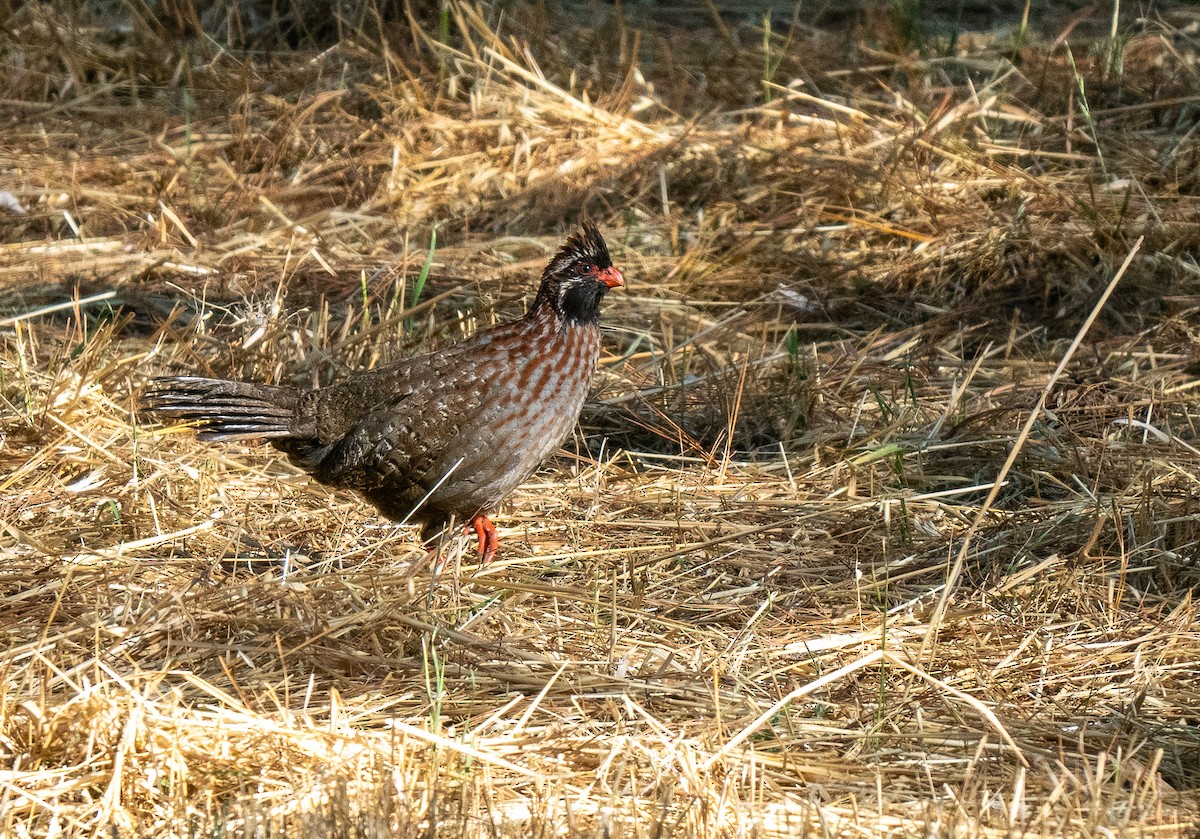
[144,224,625,562]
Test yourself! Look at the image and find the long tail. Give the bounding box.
[142,377,303,441]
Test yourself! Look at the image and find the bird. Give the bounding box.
[143,223,625,564]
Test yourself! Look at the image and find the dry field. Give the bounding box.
[3,1,1200,835]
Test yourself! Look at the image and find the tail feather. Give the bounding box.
[143,376,303,441]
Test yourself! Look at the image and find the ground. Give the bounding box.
[2,1,1200,836]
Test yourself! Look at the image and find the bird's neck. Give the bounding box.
[519,298,600,347]
[525,298,564,332]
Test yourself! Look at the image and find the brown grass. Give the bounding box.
[4,1,1200,835]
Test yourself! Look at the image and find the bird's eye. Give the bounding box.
[577,261,595,274]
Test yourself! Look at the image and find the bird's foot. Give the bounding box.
[468,515,499,564]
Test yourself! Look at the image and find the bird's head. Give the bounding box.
[535,223,625,325]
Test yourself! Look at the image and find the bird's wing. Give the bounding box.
[301,347,488,503]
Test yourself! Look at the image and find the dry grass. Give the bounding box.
[4,1,1200,835]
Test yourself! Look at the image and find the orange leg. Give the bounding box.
[469,515,499,564]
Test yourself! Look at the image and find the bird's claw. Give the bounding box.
[469,515,499,564]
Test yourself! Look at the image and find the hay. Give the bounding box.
[3,1,1200,835]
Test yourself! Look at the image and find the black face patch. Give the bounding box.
[557,275,609,324]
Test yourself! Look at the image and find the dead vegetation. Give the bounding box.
[3,0,1200,835]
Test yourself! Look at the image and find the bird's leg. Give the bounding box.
[468,515,499,564]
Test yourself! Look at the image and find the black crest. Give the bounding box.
[544,222,612,279]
